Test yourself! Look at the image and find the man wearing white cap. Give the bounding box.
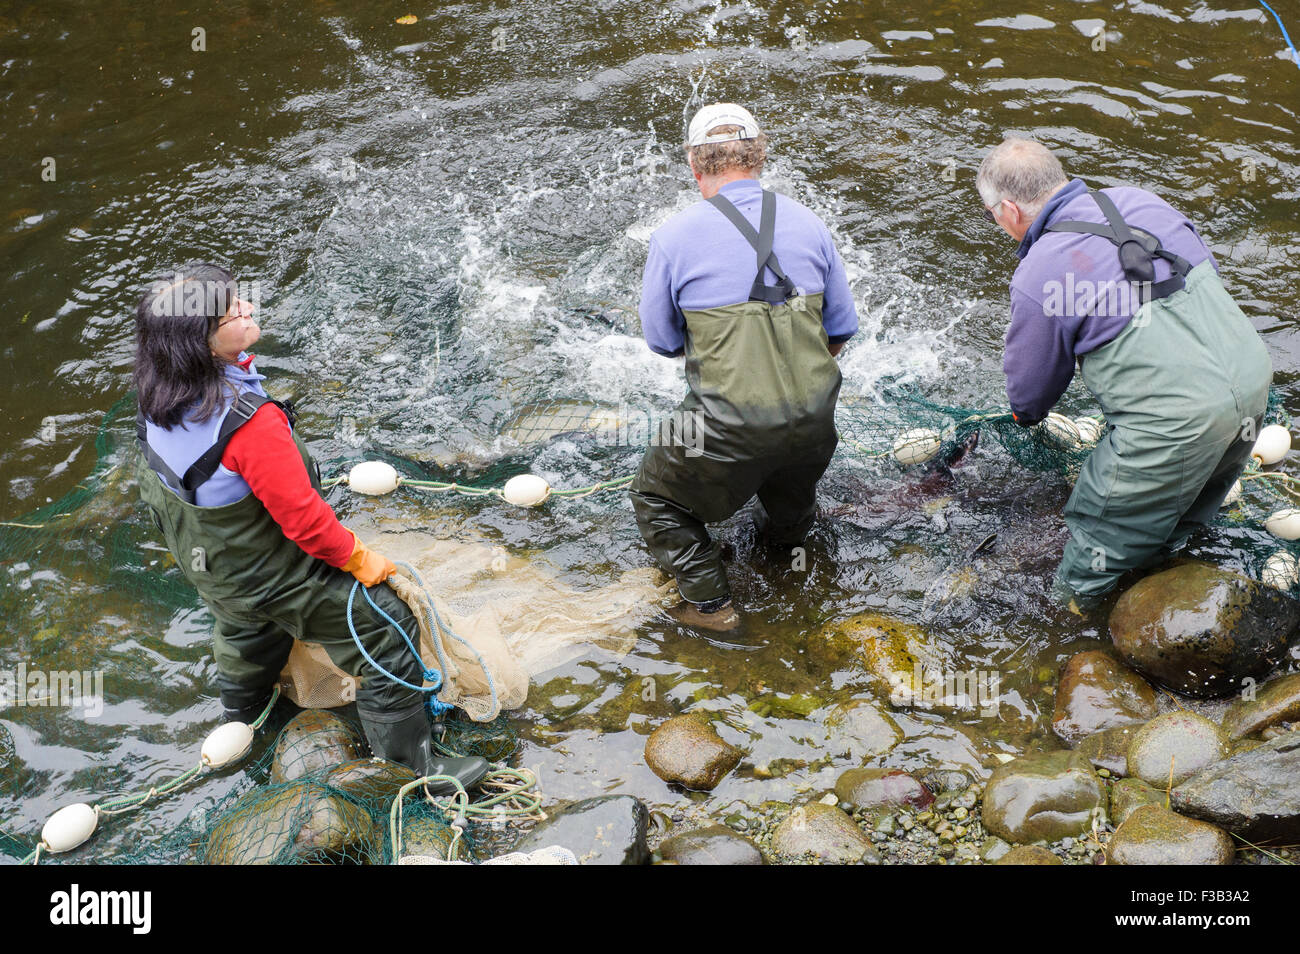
[629,103,859,631]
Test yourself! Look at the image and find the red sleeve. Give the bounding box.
[221,404,356,568]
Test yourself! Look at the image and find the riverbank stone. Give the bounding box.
[515,795,650,864]
[995,845,1062,865]
[270,709,365,784]
[1052,651,1157,745]
[1076,725,1141,776]
[1171,733,1300,842]
[982,750,1104,843]
[644,714,742,791]
[1108,777,1164,827]
[1222,673,1300,740]
[1109,562,1299,698]
[771,803,881,864]
[834,768,934,815]
[1126,712,1228,787]
[205,780,377,864]
[1106,805,1234,865]
[658,825,763,865]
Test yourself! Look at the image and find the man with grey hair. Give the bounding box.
[629,103,858,631]
[977,137,1271,605]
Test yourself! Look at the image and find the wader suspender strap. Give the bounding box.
[706,190,798,304]
[136,393,296,504]
[1045,190,1192,304]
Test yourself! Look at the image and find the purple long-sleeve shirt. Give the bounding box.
[640,178,859,357]
[1005,178,1217,424]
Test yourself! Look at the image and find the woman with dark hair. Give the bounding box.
[134,263,486,793]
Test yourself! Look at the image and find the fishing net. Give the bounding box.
[3,383,1299,864]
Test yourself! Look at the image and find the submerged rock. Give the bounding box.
[1222,673,1300,740]
[1126,712,1228,788]
[982,751,1104,844]
[826,614,961,710]
[834,768,934,815]
[644,714,742,791]
[1170,733,1300,842]
[515,795,650,865]
[1109,562,1299,698]
[658,825,763,865]
[270,709,365,784]
[770,803,880,864]
[1076,725,1141,776]
[823,699,903,760]
[1106,805,1234,865]
[995,845,1062,865]
[205,780,377,865]
[1108,777,1164,827]
[1051,650,1156,745]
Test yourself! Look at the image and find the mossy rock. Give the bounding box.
[204,780,377,865]
[270,709,365,784]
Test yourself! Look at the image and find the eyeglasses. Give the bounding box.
[215,298,255,328]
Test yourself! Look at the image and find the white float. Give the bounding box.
[891,428,942,466]
[1265,508,1300,541]
[1073,416,1103,446]
[1252,425,1292,465]
[41,803,98,854]
[502,474,551,507]
[1039,412,1081,450]
[1261,550,1300,590]
[348,461,400,496]
[201,721,255,769]
[1220,480,1243,509]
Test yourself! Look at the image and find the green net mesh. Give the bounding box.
[2,384,1298,863]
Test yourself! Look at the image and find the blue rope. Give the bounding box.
[345,578,444,695]
[1258,1,1300,68]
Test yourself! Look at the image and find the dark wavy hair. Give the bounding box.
[133,263,241,429]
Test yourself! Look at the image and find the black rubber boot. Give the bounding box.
[358,703,490,796]
[220,688,274,725]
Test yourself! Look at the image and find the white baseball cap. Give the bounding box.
[686,103,761,147]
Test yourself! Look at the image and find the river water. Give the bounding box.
[1,0,1297,861]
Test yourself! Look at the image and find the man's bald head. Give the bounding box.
[976,138,1068,220]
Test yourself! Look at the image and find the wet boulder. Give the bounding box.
[644,714,742,791]
[1222,673,1300,740]
[828,614,966,711]
[1170,733,1300,842]
[982,751,1104,843]
[823,699,903,760]
[995,845,1062,865]
[1076,725,1142,776]
[770,803,880,864]
[658,825,763,865]
[205,780,377,865]
[1106,805,1234,865]
[834,768,934,815]
[1108,777,1164,827]
[1126,712,1228,788]
[270,709,365,784]
[1109,562,1299,698]
[1051,650,1156,745]
[322,758,420,804]
[515,795,650,865]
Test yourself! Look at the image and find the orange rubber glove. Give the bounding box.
[342,530,396,587]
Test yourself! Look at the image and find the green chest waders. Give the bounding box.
[136,397,424,718]
[630,189,843,603]
[1046,192,1273,597]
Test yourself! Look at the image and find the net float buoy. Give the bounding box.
[41,803,98,854]
[1265,508,1300,540]
[1252,425,1292,465]
[348,461,400,496]
[1261,550,1300,590]
[503,474,551,507]
[1038,412,1081,450]
[1220,480,1243,509]
[892,428,942,466]
[1073,416,1103,446]
[202,721,254,769]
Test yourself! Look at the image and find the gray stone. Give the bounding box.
[1171,733,1300,842]
[834,768,934,815]
[1076,724,1142,776]
[1127,712,1229,788]
[1052,650,1157,745]
[644,714,742,791]
[658,825,763,865]
[982,750,1104,844]
[1106,805,1234,865]
[770,803,881,864]
[1222,673,1300,740]
[516,795,650,864]
[1109,562,1299,699]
